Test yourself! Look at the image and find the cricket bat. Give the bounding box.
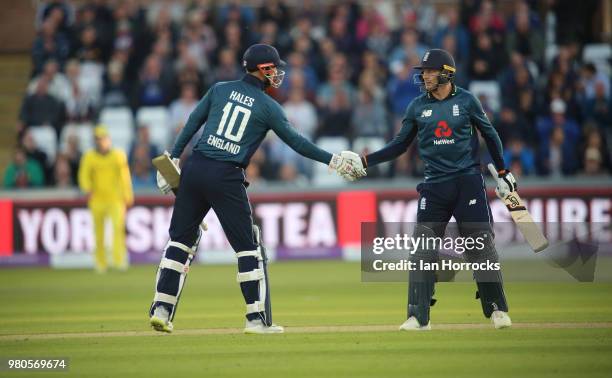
[487,163,548,252]
[153,152,208,231]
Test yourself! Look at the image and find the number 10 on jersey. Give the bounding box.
[217,102,251,143]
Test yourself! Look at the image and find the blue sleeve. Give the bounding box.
[171,86,214,158]
[469,94,505,171]
[364,102,417,166]
[268,102,333,165]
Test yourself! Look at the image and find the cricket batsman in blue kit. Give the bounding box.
[343,49,517,330]
[149,44,359,334]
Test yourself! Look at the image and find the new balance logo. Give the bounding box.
[469,199,477,206]
[452,104,460,116]
[421,109,432,118]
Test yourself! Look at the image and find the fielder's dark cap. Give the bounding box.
[414,49,456,73]
[242,44,286,71]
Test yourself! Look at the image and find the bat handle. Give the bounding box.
[487,163,498,178]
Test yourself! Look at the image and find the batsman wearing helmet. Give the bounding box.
[342,49,516,330]
[149,44,360,334]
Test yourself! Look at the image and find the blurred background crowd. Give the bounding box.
[4,0,611,189]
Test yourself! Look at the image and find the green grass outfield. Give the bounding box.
[0,261,611,377]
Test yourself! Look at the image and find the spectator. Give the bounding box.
[578,63,610,103]
[129,126,159,165]
[36,0,75,35]
[148,3,181,48]
[361,50,387,84]
[388,28,428,74]
[316,54,355,137]
[400,0,437,41]
[134,55,171,108]
[277,163,308,185]
[328,15,356,57]
[220,22,247,62]
[259,0,290,33]
[53,154,74,187]
[130,144,157,189]
[433,7,470,64]
[283,87,318,139]
[469,32,503,80]
[174,53,204,99]
[545,46,580,118]
[181,9,215,71]
[62,133,81,184]
[583,147,604,175]
[352,86,388,138]
[536,99,580,175]
[210,48,242,83]
[169,83,199,137]
[292,33,320,73]
[266,87,318,179]
[505,4,544,67]
[21,130,51,185]
[65,59,97,122]
[387,53,421,119]
[19,77,66,136]
[245,148,268,186]
[281,70,316,103]
[581,81,611,129]
[364,21,392,61]
[468,0,505,44]
[279,51,319,99]
[440,33,468,87]
[27,59,71,104]
[316,53,355,107]
[581,128,611,175]
[31,18,71,75]
[75,25,103,63]
[3,147,45,188]
[102,60,130,108]
[313,37,337,82]
[495,107,534,147]
[356,5,387,42]
[503,138,536,176]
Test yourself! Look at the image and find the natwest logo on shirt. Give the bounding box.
[433,120,455,145]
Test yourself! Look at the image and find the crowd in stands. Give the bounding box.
[4,0,611,189]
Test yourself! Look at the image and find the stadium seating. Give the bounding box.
[99,107,134,152]
[136,106,171,152]
[29,125,57,161]
[583,43,612,76]
[312,137,350,185]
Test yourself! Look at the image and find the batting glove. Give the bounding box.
[494,169,517,198]
[156,157,180,195]
[329,152,367,181]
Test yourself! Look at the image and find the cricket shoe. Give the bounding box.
[244,319,284,334]
[150,306,173,333]
[491,310,512,329]
[399,316,431,331]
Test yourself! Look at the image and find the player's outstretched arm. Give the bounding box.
[267,102,358,179]
[360,103,417,170]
